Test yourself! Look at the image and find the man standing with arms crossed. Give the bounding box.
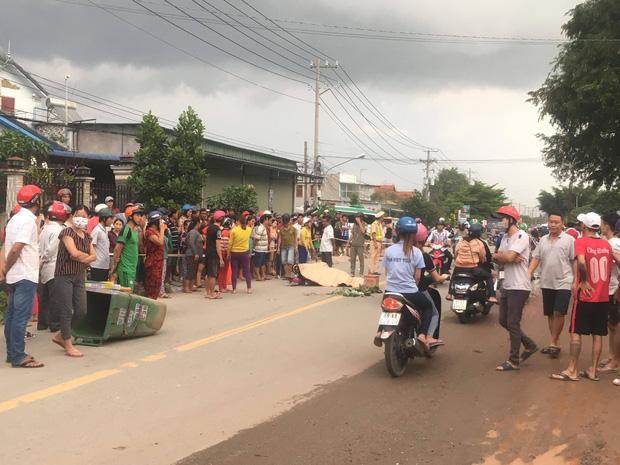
[1,185,45,368]
[492,205,538,371]
[368,211,384,275]
[551,213,612,381]
[528,212,575,358]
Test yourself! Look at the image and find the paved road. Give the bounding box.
[0,257,382,465]
[2,257,619,465]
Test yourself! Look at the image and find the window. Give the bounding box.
[1,96,15,116]
[295,184,304,198]
[339,183,360,199]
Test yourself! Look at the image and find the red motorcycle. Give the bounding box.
[430,242,450,274]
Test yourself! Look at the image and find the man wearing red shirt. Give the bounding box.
[552,212,613,382]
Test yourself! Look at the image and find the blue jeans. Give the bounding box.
[4,279,38,366]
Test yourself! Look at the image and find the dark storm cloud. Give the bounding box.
[1,0,573,95]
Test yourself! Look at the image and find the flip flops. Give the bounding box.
[579,370,600,381]
[496,361,520,371]
[613,378,620,386]
[550,372,579,382]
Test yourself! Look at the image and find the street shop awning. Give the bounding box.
[50,149,120,162]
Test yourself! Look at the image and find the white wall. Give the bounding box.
[0,65,47,120]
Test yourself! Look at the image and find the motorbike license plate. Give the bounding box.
[378,312,401,326]
[452,299,468,311]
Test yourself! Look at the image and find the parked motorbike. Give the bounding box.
[430,242,450,274]
[449,271,493,324]
[374,292,431,377]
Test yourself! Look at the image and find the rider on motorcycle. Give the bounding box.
[383,216,434,351]
[449,223,498,304]
[426,219,453,271]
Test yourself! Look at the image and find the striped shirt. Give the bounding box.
[55,227,92,276]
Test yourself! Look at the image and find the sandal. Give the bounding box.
[15,357,44,368]
[579,370,600,381]
[598,365,619,374]
[550,372,579,382]
[521,346,539,362]
[613,378,620,386]
[496,361,520,371]
[65,350,84,358]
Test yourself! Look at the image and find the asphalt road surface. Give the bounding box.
[1,256,619,465]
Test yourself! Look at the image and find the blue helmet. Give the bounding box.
[396,216,418,234]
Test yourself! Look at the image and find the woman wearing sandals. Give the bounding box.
[51,205,97,358]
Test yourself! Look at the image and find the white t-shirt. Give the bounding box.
[498,230,532,291]
[320,224,334,253]
[607,236,620,295]
[91,223,110,270]
[39,221,64,284]
[5,208,39,284]
[293,223,302,241]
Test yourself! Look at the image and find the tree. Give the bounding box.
[443,181,507,219]
[206,184,258,213]
[0,131,48,161]
[537,185,599,219]
[429,168,469,205]
[130,108,208,209]
[400,194,442,226]
[349,192,360,206]
[529,0,620,189]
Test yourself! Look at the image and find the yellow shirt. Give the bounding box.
[300,226,312,250]
[228,225,252,253]
[371,221,383,241]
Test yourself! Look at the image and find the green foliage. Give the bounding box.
[529,0,620,189]
[400,195,442,225]
[537,185,607,220]
[206,184,258,213]
[130,108,208,209]
[26,164,74,192]
[349,192,360,206]
[0,131,48,161]
[402,168,506,223]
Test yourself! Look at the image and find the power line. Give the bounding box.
[84,0,313,103]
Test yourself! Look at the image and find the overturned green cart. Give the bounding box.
[72,287,167,346]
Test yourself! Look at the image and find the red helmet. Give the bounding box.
[57,188,72,198]
[494,205,520,222]
[10,205,21,217]
[17,184,42,208]
[48,201,71,221]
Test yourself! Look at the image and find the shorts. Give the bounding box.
[570,300,610,336]
[280,246,295,265]
[254,251,267,267]
[609,294,619,325]
[204,254,219,278]
[185,256,198,279]
[541,288,572,316]
[116,268,136,291]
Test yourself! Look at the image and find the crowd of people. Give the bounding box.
[0,185,389,367]
[4,183,618,387]
[381,205,620,386]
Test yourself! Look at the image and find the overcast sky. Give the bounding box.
[1,0,583,209]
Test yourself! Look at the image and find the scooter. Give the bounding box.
[430,242,450,274]
[374,293,432,377]
[450,270,493,324]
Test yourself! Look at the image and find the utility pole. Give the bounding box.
[303,140,308,209]
[310,57,338,205]
[420,149,438,201]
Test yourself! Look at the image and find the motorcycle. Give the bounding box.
[430,242,450,274]
[449,270,493,324]
[374,292,431,377]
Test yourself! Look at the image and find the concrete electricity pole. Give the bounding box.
[311,57,338,205]
[420,149,438,201]
[303,140,308,209]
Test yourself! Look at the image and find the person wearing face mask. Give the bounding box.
[492,205,538,371]
[50,205,97,358]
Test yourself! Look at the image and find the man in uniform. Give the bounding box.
[368,211,385,275]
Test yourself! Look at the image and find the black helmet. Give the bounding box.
[132,203,146,215]
[98,208,113,220]
[147,210,163,225]
[469,223,483,238]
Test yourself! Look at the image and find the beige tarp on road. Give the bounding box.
[298,262,365,288]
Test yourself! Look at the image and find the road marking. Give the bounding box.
[0,369,121,413]
[120,362,139,368]
[174,295,343,352]
[141,353,167,362]
[0,294,346,414]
